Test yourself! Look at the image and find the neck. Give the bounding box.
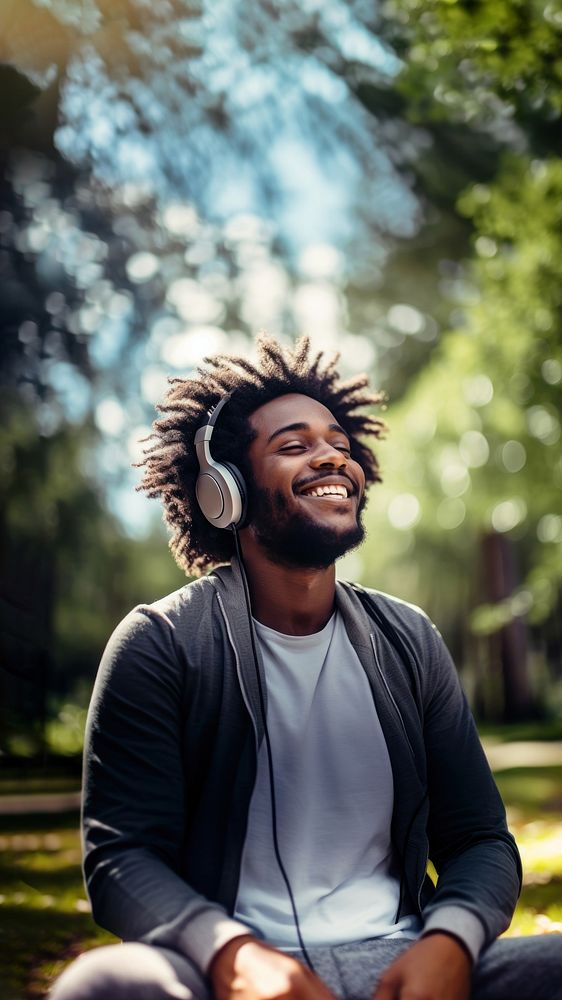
[237,529,336,635]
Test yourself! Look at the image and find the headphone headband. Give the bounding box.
[206,392,233,427]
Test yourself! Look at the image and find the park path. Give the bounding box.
[0,791,81,815]
[481,739,562,772]
[0,741,561,815]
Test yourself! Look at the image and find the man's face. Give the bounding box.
[245,393,367,569]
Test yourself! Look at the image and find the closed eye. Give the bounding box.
[279,441,351,454]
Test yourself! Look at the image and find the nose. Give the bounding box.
[309,441,348,469]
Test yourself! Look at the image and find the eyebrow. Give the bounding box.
[266,422,350,445]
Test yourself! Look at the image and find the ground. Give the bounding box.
[0,741,561,999]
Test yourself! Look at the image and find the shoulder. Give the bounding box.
[120,565,233,629]
[343,580,436,637]
[362,586,430,622]
[101,570,226,665]
[340,581,450,695]
[137,573,220,628]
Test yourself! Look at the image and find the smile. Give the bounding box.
[300,484,349,500]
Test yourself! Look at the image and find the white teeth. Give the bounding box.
[303,484,349,498]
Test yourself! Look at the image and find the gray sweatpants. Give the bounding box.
[50,935,562,1000]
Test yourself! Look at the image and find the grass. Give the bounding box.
[495,765,562,818]
[0,813,115,1000]
[1,762,561,998]
[0,777,81,797]
[493,765,562,937]
[0,759,82,799]
[476,718,562,743]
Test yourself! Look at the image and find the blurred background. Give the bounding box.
[1,1,561,996]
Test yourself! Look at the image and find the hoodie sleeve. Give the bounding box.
[82,607,252,973]
[419,622,522,961]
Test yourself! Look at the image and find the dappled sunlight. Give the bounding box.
[387,493,421,531]
[490,497,527,534]
[503,816,562,938]
[508,816,562,881]
[2,0,562,991]
[436,498,466,531]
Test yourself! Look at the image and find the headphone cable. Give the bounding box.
[231,526,315,973]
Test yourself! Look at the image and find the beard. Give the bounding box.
[249,484,366,569]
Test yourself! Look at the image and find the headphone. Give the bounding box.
[194,392,247,529]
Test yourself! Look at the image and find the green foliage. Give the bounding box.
[474,161,558,606]
[45,705,88,756]
[1,404,98,545]
[0,400,186,754]
[359,3,562,699]
[363,155,562,642]
[386,0,562,129]
[1,0,560,728]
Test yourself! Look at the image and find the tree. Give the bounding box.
[2,0,561,728]
[358,0,562,720]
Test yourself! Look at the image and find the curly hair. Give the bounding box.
[137,334,386,575]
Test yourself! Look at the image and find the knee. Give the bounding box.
[474,934,562,1000]
[50,946,123,1000]
[49,943,194,1000]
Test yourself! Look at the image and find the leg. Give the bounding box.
[292,939,412,999]
[296,934,562,1000]
[472,934,562,1000]
[49,942,211,1000]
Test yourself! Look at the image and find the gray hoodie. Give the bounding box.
[82,560,521,974]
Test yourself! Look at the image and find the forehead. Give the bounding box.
[248,393,340,439]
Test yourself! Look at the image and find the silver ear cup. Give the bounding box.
[195,463,245,529]
[196,473,227,521]
[194,398,247,529]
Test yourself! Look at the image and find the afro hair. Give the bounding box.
[137,334,386,575]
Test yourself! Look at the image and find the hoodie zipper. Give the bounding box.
[369,632,416,762]
[394,788,429,918]
[417,837,430,913]
[369,631,429,917]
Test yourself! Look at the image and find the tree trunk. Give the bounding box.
[481,531,534,721]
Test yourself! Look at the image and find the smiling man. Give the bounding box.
[52,336,560,1000]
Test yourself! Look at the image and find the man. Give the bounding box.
[52,336,559,1000]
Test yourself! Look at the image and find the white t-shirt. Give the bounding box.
[234,611,421,949]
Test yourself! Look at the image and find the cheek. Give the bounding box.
[261,458,299,492]
[351,462,366,496]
